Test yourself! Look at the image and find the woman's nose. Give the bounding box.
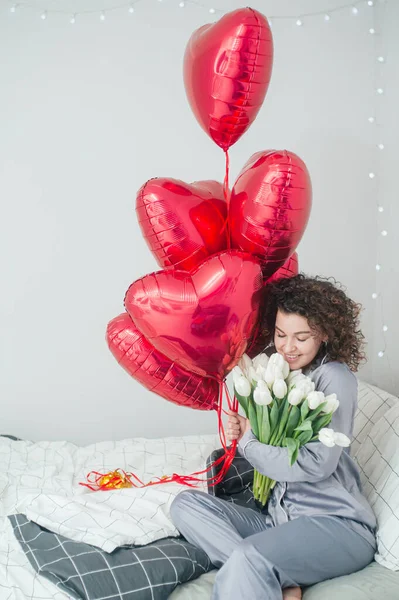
[284,338,297,353]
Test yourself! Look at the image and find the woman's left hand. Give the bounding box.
[226,411,251,443]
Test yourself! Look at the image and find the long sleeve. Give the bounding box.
[238,362,358,483]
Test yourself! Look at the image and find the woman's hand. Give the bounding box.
[226,410,251,443]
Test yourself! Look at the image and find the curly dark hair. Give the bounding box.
[255,273,366,372]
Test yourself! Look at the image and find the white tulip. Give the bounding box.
[333,432,351,447]
[307,391,325,410]
[238,353,252,376]
[268,353,280,366]
[234,375,252,397]
[287,369,304,385]
[253,353,269,370]
[256,365,267,380]
[282,361,290,379]
[264,363,277,388]
[269,353,289,379]
[232,366,245,385]
[318,428,351,448]
[318,428,336,447]
[296,378,315,397]
[273,378,288,399]
[247,366,259,383]
[288,388,304,406]
[322,393,340,414]
[254,380,273,406]
[287,369,303,384]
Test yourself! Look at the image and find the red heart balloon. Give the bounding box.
[229,151,312,279]
[136,178,228,271]
[266,252,299,285]
[124,251,263,379]
[184,8,273,151]
[107,313,218,410]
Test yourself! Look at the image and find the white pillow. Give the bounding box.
[355,400,399,571]
[353,380,398,456]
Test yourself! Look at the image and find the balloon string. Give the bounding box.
[224,149,231,250]
[79,380,237,492]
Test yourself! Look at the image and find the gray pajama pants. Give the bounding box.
[170,490,376,600]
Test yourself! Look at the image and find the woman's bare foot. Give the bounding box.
[282,586,302,600]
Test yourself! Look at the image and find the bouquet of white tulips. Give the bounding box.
[232,352,350,507]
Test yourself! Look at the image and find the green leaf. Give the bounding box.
[275,397,290,440]
[307,402,328,421]
[297,429,314,445]
[261,406,271,444]
[294,419,313,433]
[300,398,309,422]
[312,413,333,433]
[248,398,259,439]
[235,392,249,418]
[284,437,300,466]
[257,405,264,441]
[291,443,300,465]
[285,405,301,438]
[269,401,279,437]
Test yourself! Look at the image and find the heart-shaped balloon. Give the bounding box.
[107,313,218,410]
[266,252,299,285]
[125,251,263,379]
[136,178,228,271]
[229,151,312,280]
[184,8,273,150]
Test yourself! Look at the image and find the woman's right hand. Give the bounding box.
[226,410,251,443]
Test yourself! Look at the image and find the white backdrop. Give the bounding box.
[0,0,398,443]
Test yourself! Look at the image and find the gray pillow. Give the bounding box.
[9,514,212,600]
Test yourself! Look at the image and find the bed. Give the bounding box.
[1,380,399,599]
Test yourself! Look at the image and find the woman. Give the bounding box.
[170,274,377,600]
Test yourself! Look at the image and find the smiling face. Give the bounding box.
[274,309,327,371]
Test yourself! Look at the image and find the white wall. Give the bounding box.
[1,0,398,443]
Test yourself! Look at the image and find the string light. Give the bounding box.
[367,0,393,386]
[40,11,47,20]
[10,4,17,13]
[70,14,76,24]
[5,1,382,26]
